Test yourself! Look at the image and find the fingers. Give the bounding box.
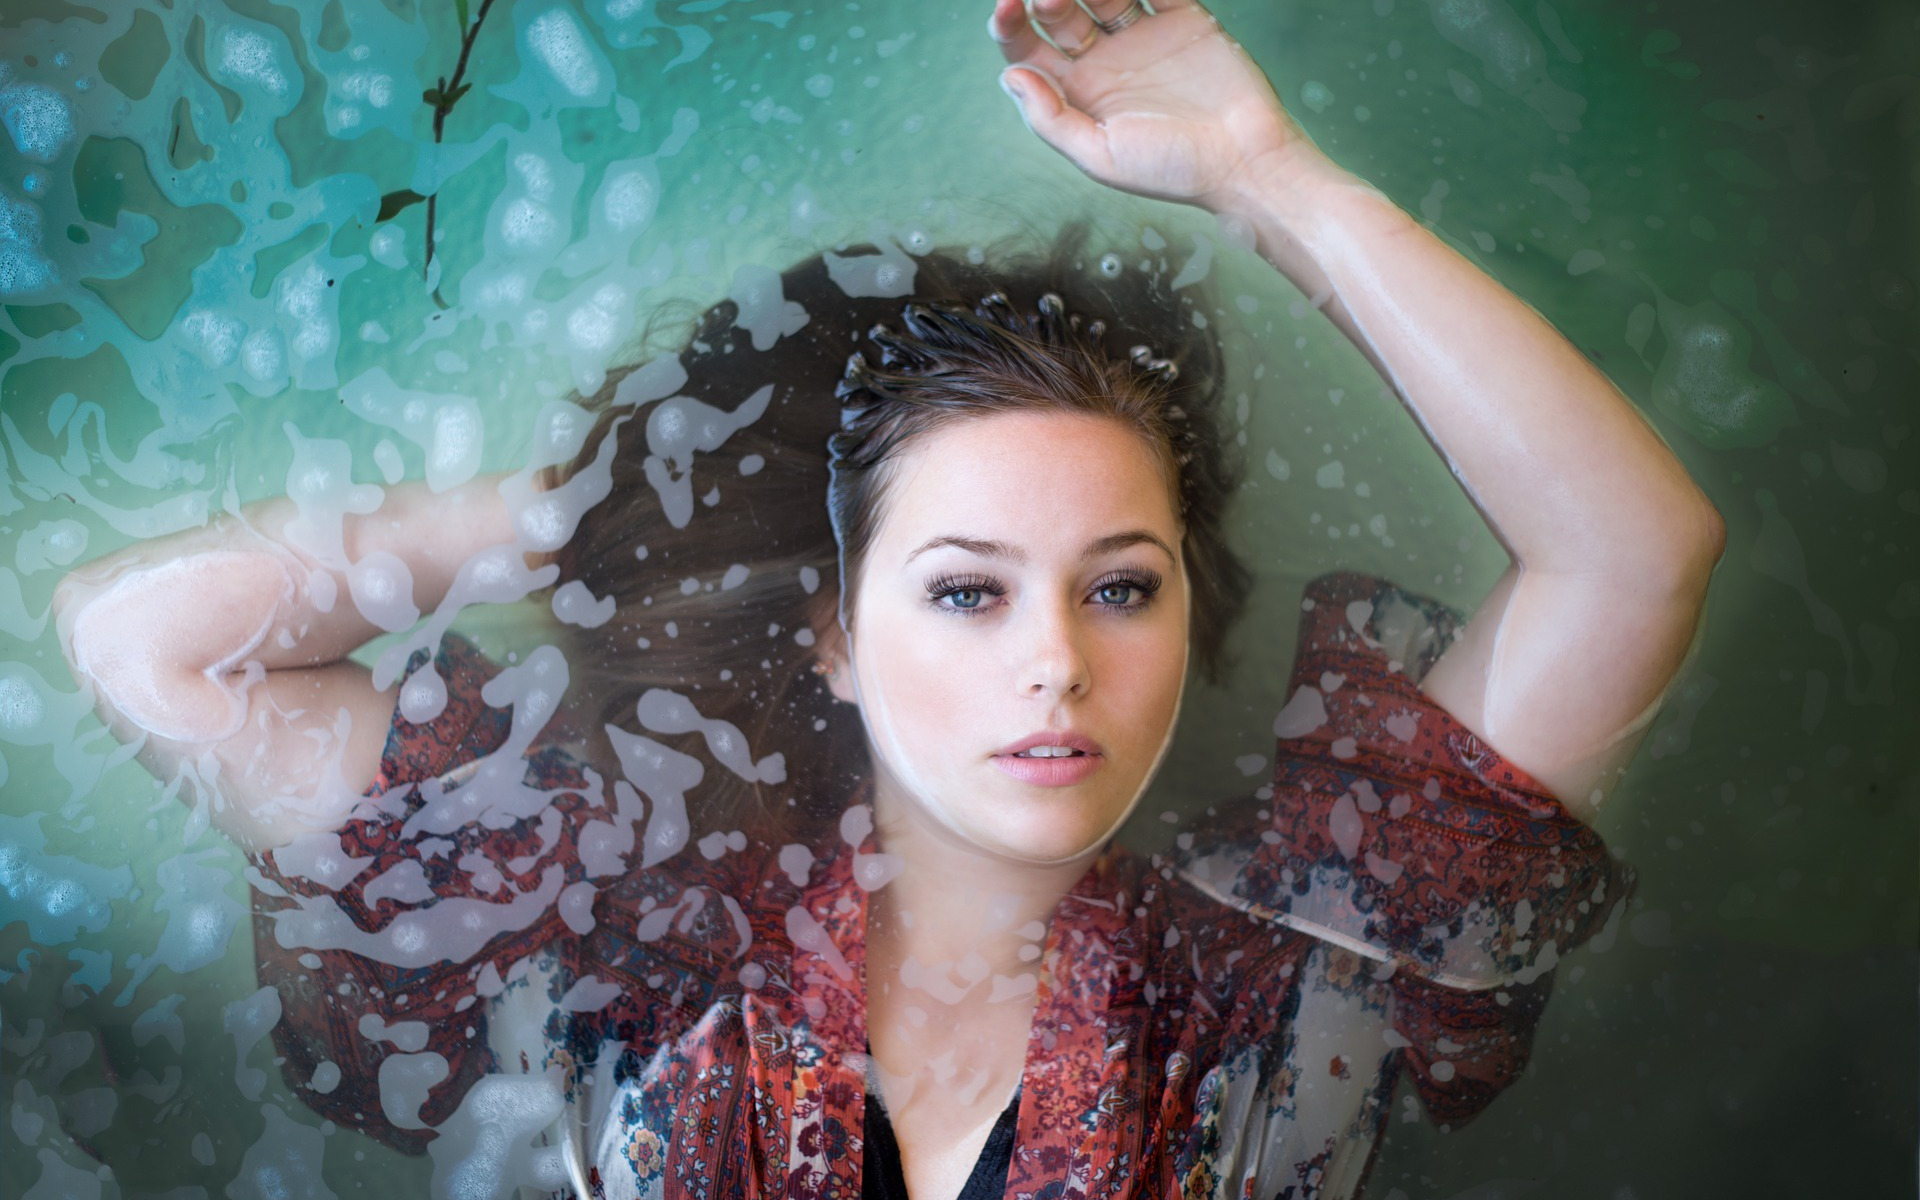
[1079,0,1142,28]
[992,0,1187,66]
[998,66,1113,177]
[1027,0,1100,60]
[987,0,1058,66]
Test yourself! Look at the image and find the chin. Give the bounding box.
[962,797,1132,865]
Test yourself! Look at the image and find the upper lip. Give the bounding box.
[993,731,1106,757]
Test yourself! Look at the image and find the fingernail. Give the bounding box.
[999,71,1026,103]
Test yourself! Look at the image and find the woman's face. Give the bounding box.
[832,411,1191,866]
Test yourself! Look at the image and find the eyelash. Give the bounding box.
[924,570,1164,618]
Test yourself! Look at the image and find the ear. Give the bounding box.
[807,588,859,706]
[817,625,858,705]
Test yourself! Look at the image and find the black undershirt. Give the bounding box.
[861,1086,1021,1200]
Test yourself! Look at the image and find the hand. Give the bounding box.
[989,0,1322,210]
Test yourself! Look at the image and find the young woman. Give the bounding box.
[54,1,1723,1197]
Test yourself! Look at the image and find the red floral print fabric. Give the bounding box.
[245,571,1627,1199]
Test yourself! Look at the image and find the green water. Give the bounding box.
[0,0,1913,1196]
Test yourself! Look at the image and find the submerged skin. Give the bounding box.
[51,0,1725,1196]
[814,414,1194,1180]
[993,0,1725,823]
[51,477,513,853]
[69,551,294,744]
[834,413,1190,869]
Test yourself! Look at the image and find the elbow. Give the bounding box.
[1684,490,1727,585]
[49,570,92,671]
[1648,490,1724,608]
[1597,489,1723,605]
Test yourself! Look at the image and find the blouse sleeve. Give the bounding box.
[244,634,603,1153]
[1175,570,1632,1125]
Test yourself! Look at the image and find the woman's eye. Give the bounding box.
[926,575,1003,614]
[1090,573,1160,609]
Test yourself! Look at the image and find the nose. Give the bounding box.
[1017,596,1090,699]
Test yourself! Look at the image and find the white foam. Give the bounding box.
[378,1051,450,1130]
[284,427,383,565]
[527,8,602,98]
[552,580,615,628]
[728,264,809,350]
[348,549,420,632]
[642,384,774,526]
[222,985,282,1101]
[241,328,286,381]
[228,1104,330,1200]
[118,849,244,1003]
[635,688,784,784]
[499,197,560,254]
[477,271,528,307]
[359,1012,431,1051]
[825,231,917,298]
[598,165,658,231]
[280,263,333,361]
[0,84,74,163]
[427,1073,566,1200]
[0,673,45,732]
[428,402,483,492]
[369,225,406,269]
[566,285,626,351]
[399,660,447,724]
[0,192,53,296]
[219,27,290,97]
[181,309,244,367]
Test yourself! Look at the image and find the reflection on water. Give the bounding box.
[1,0,1913,1197]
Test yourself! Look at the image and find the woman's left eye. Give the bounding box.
[1090,573,1160,609]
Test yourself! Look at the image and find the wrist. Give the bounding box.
[1204,143,1361,240]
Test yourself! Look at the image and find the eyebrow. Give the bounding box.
[904,530,1177,565]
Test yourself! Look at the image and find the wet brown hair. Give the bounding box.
[538,231,1250,836]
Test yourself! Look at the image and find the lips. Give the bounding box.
[993,731,1106,759]
[990,731,1106,787]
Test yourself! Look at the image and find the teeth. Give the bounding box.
[1015,745,1082,758]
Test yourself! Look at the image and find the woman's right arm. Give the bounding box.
[53,472,610,1151]
[51,473,521,853]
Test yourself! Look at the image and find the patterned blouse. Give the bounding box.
[246,572,1627,1199]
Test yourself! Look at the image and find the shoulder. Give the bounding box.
[1168,571,1628,990]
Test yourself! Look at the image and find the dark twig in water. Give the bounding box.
[418,0,498,300]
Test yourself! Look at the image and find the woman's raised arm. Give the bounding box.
[991,0,1725,819]
[51,473,520,851]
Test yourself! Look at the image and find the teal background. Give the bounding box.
[0,0,1913,1196]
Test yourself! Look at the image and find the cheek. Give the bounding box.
[1110,629,1188,728]
[853,607,986,742]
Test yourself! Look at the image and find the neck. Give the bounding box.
[863,771,1097,994]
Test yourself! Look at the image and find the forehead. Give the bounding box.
[871,412,1181,553]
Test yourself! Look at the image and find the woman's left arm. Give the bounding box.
[991,0,1725,821]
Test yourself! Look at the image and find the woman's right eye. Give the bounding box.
[925,574,1004,615]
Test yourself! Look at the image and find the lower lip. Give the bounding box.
[990,753,1104,786]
